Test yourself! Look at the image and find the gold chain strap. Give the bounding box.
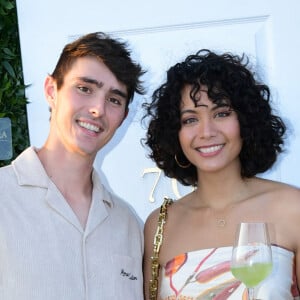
[149,197,173,300]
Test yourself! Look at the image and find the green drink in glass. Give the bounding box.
[231,223,273,300]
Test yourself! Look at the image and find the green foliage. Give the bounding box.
[0,0,29,167]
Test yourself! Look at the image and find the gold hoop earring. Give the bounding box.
[174,154,191,168]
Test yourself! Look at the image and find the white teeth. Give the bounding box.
[198,145,223,154]
[78,121,100,133]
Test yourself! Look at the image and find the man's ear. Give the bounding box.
[44,76,57,109]
[124,108,129,120]
[118,108,129,127]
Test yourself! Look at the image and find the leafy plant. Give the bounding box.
[0,0,29,167]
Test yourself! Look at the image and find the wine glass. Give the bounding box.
[231,222,273,300]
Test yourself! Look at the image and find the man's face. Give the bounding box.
[45,56,128,158]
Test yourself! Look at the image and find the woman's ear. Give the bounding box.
[44,76,57,109]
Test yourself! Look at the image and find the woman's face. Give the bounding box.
[178,85,242,175]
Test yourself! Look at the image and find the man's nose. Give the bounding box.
[89,97,105,117]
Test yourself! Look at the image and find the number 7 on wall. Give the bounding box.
[142,167,162,203]
[142,167,193,203]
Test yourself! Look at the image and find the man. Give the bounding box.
[0,32,145,299]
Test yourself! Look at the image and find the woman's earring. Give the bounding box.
[174,154,191,168]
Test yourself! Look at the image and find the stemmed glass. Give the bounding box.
[231,222,273,300]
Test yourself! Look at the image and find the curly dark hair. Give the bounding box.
[143,49,286,186]
[51,32,145,108]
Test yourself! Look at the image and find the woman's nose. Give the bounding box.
[199,118,217,139]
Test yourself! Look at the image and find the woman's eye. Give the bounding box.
[182,117,197,125]
[215,110,233,118]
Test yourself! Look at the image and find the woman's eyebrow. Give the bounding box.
[180,105,208,116]
[211,102,231,109]
[180,108,197,116]
[181,103,231,115]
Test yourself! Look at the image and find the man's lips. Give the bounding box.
[78,121,102,133]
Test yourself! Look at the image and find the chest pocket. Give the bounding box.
[111,254,142,299]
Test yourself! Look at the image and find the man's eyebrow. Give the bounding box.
[78,76,127,99]
[78,76,103,88]
[110,88,127,100]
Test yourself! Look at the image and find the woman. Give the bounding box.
[143,49,300,299]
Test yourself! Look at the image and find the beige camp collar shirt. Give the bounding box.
[0,147,144,299]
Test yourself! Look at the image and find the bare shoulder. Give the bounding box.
[253,179,300,250]
[255,177,300,201]
[271,181,300,216]
[274,181,300,209]
[271,181,300,249]
[144,198,175,235]
[250,178,300,221]
[272,180,299,201]
[144,206,161,234]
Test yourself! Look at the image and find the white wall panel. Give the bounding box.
[16,0,300,220]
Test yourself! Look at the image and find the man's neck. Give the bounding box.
[36,146,94,228]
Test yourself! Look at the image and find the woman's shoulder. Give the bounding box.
[256,178,300,223]
[259,179,300,250]
[254,177,300,198]
[145,198,175,227]
[248,178,300,220]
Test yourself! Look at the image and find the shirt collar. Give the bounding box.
[12,146,114,208]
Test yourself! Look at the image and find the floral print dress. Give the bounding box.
[159,246,299,300]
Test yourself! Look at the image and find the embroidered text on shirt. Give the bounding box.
[120,268,137,280]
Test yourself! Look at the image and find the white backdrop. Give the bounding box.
[16,0,300,221]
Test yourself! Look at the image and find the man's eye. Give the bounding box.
[107,97,122,106]
[77,86,91,94]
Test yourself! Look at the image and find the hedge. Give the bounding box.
[0,0,29,167]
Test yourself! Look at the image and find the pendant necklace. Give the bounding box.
[216,218,226,227]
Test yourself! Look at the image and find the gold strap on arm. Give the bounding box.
[149,197,173,300]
